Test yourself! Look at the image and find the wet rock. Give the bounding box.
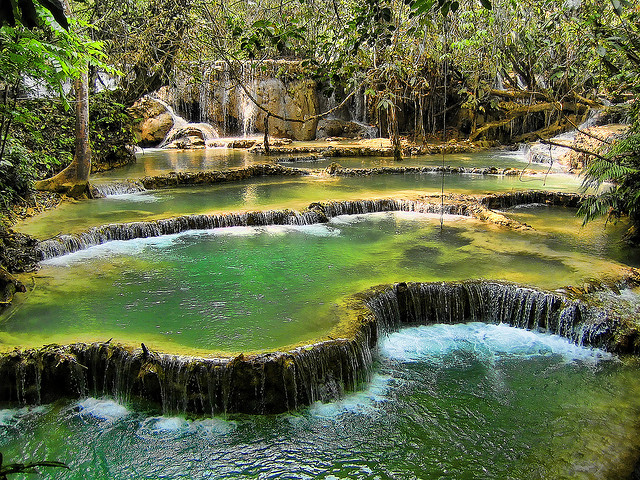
[0,227,40,273]
[566,124,628,169]
[0,267,25,307]
[480,191,583,210]
[166,135,206,149]
[224,139,257,149]
[138,164,309,190]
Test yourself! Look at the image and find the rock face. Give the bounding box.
[160,63,320,141]
[565,124,628,169]
[129,97,174,147]
[252,79,319,140]
[218,78,319,141]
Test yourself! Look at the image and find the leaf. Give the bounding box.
[610,0,622,15]
[479,0,492,9]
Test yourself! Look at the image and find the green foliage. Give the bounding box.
[579,132,640,241]
[89,91,136,168]
[228,17,306,59]
[0,139,40,209]
[576,1,640,242]
[10,94,135,179]
[1,0,68,29]
[10,101,72,174]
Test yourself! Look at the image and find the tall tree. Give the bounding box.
[34,0,93,197]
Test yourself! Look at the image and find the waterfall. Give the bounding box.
[323,164,517,176]
[365,281,622,350]
[480,191,583,210]
[149,96,220,148]
[0,280,633,415]
[315,198,469,217]
[35,198,476,260]
[37,209,324,259]
[91,181,146,197]
[38,186,571,260]
[523,107,601,166]
[150,96,187,131]
[199,65,212,124]
[237,79,258,138]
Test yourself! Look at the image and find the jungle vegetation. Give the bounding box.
[0,0,639,238]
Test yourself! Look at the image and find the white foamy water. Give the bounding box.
[41,233,184,266]
[329,211,465,226]
[139,415,236,435]
[0,405,48,427]
[42,223,342,266]
[76,398,130,421]
[307,374,393,418]
[206,224,340,238]
[381,323,614,364]
[104,193,158,202]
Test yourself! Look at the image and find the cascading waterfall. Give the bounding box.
[36,198,473,260]
[523,107,602,165]
[365,281,620,350]
[150,96,220,148]
[199,65,212,124]
[480,191,583,210]
[36,209,324,259]
[0,280,633,415]
[237,78,258,138]
[91,181,147,197]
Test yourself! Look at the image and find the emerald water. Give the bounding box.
[1,210,631,352]
[3,148,640,478]
[19,172,581,239]
[1,324,639,479]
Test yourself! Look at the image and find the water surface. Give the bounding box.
[18,172,582,239]
[2,211,630,353]
[96,146,554,181]
[1,324,638,479]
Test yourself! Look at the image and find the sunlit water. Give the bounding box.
[2,210,632,353]
[4,148,640,478]
[1,324,639,479]
[96,147,554,180]
[18,171,582,239]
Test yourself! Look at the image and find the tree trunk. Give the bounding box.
[35,67,92,198]
[390,106,402,161]
[263,113,270,156]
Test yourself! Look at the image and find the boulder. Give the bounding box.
[316,119,378,139]
[129,98,174,147]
